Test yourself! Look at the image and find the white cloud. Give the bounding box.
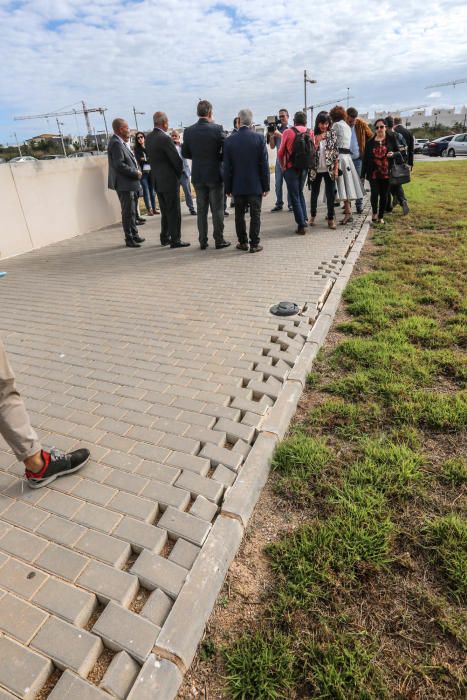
[1,0,467,142]
[428,91,442,98]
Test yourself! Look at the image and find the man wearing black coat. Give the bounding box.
[145,112,190,248]
[224,109,270,253]
[394,117,414,168]
[107,118,145,248]
[181,100,230,250]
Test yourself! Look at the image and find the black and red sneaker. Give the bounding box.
[25,448,90,489]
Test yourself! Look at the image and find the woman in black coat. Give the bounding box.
[133,132,159,215]
[361,119,399,224]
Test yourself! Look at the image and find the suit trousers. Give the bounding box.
[0,339,41,462]
[194,183,224,245]
[158,188,182,245]
[181,174,195,212]
[117,190,138,241]
[310,172,336,220]
[234,195,262,247]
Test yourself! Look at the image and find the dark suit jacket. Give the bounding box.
[107,134,140,192]
[145,128,183,193]
[361,133,400,181]
[181,118,224,185]
[223,127,270,196]
[395,124,414,166]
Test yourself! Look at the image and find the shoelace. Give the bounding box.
[22,445,64,491]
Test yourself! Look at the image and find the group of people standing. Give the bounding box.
[107,100,414,251]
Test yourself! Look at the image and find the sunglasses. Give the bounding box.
[376,125,385,130]
[137,136,144,139]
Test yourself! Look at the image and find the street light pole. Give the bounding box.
[56,118,67,156]
[13,132,22,156]
[303,70,317,116]
[346,87,350,108]
[133,106,145,131]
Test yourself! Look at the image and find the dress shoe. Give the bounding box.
[154,209,160,214]
[215,240,231,249]
[224,210,230,216]
[133,235,145,243]
[200,243,209,250]
[160,240,170,246]
[148,209,155,216]
[136,218,146,225]
[125,239,141,248]
[236,242,249,251]
[250,245,263,253]
[190,210,197,215]
[402,200,410,216]
[170,241,191,248]
[296,226,306,235]
[271,206,283,212]
[288,206,293,212]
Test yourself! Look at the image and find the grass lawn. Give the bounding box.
[182,161,467,699]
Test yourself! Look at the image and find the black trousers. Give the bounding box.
[234,195,262,247]
[158,188,181,245]
[387,183,406,211]
[117,190,138,241]
[310,172,335,220]
[370,179,390,219]
[194,183,225,246]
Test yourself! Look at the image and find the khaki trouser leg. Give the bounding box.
[0,338,42,462]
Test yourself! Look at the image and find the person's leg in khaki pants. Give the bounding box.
[0,338,90,487]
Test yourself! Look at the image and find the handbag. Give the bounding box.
[389,161,411,185]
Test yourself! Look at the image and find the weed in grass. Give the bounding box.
[301,633,389,699]
[393,390,467,432]
[308,399,383,439]
[422,513,467,600]
[223,630,295,700]
[200,638,216,661]
[439,458,467,487]
[347,438,424,498]
[271,436,332,499]
[306,370,321,388]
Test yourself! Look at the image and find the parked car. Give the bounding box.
[445,133,467,157]
[9,155,38,162]
[40,154,67,160]
[427,135,455,157]
[67,151,93,158]
[414,138,429,154]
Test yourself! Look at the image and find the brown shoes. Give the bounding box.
[236,243,249,251]
[308,216,315,226]
[296,226,306,235]
[328,219,336,230]
[250,245,263,253]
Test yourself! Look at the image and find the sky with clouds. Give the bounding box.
[1,0,467,144]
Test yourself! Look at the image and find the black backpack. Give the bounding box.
[290,127,315,170]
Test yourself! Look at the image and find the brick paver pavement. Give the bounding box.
[0,192,365,698]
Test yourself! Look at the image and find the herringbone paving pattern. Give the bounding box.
[0,193,364,698]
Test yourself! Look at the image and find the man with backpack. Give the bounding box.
[278,111,315,235]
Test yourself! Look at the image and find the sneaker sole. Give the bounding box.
[27,455,90,489]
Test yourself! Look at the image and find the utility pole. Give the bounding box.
[303,70,317,115]
[13,132,22,156]
[56,118,67,156]
[133,107,145,131]
[346,87,350,108]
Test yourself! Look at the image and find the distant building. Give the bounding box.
[370,107,467,129]
[25,133,73,147]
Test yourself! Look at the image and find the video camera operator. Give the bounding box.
[267,108,292,212]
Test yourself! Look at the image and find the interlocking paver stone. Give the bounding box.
[76,560,139,606]
[48,670,109,699]
[93,601,159,663]
[131,550,186,598]
[0,635,53,700]
[0,557,48,599]
[168,538,201,569]
[32,576,97,626]
[31,615,103,676]
[126,655,182,700]
[190,495,219,522]
[157,506,211,546]
[0,592,48,643]
[141,480,190,511]
[141,588,173,626]
[0,526,48,563]
[175,470,224,503]
[100,650,140,699]
[75,529,131,567]
[35,543,90,582]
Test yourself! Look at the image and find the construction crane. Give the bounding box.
[425,78,467,89]
[393,104,428,113]
[15,101,109,143]
[306,96,355,121]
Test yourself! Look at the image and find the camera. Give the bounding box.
[264,115,280,134]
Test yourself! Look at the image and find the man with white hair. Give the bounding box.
[223,109,270,253]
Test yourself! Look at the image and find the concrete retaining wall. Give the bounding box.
[0,157,120,260]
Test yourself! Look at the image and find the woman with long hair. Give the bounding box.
[329,105,363,225]
[133,131,159,215]
[361,118,400,224]
[308,111,339,229]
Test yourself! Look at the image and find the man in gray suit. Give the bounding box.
[108,118,144,248]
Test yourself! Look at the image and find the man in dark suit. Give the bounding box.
[181,100,230,250]
[223,109,270,253]
[107,118,145,248]
[145,112,190,248]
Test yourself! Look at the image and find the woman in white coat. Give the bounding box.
[330,105,363,224]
